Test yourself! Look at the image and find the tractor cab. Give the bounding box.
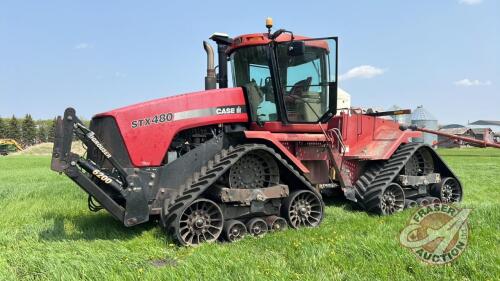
[209,20,338,125]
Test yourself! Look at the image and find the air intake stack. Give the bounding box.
[210,33,233,89]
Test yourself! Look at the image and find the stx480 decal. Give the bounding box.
[131,113,174,128]
[131,105,246,128]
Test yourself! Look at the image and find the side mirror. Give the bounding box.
[288,41,305,57]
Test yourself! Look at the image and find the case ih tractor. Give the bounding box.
[51,19,465,246]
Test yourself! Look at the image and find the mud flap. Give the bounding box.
[122,184,150,226]
[343,188,357,202]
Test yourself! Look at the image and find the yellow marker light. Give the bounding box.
[266,17,273,29]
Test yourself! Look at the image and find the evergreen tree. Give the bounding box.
[21,114,37,146]
[7,115,21,141]
[0,117,6,138]
[37,125,48,143]
[48,118,57,142]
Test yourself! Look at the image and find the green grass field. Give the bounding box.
[0,148,499,280]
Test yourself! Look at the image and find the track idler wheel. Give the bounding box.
[431,177,462,203]
[173,198,223,246]
[375,183,405,215]
[223,220,247,242]
[265,216,288,231]
[246,218,268,236]
[283,190,323,228]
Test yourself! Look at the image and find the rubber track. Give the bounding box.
[354,142,422,213]
[162,143,317,241]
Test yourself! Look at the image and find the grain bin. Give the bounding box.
[388,105,410,125]
[411,105,438,146]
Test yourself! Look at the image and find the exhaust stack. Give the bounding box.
[203,41,217,90]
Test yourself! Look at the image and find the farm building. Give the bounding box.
[441,124,465,129]
[471,128,495,144]
[437,127,476,148]
[436,127,497,148]
[469,120,500,126]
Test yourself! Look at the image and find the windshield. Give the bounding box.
[276,38,336,123]
[231,46,278,122]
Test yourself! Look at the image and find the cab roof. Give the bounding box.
[227,33,329,54]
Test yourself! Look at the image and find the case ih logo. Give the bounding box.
[399,204,471,265]
[215,106,243,115]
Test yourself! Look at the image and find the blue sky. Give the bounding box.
[0,0,498,124]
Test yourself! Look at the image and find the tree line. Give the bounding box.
[0,115,57,147]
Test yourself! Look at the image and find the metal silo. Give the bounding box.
[388,105,411,125]
[411,105,438,146]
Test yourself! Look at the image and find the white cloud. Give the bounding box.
[454,78,491,87]
[74,43,94,50]
[339,65,386,81]
[459,0,482,5]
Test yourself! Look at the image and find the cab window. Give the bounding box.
[231,46,278,122]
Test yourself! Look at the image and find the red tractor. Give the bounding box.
[51,19,463,245]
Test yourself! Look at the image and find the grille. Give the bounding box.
[87,117,131,168]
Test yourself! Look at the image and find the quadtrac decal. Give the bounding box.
[131,105,246,129]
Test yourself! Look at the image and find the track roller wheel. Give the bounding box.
[405,200,418,209]
[283,190,323,228]
[223,220,247,242]
[265,216,288,231]
[425,196,441,204]
[246,218,268,236]
[431,177,462,203]
[172,198,223,246]
[416,197,430,206]
[371,183,405,215]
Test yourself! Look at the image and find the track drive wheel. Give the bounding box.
[404,148,435,176]
[431,177,462,203]
[282,190,323,228]
[171,198,223,246]
[246,218,268,236]
[369,183,405,215]
[228,151,279,189]
[223,220,247,242]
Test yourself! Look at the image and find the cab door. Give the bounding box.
[272,37,338,125]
